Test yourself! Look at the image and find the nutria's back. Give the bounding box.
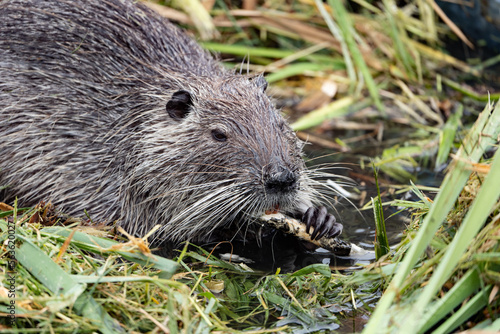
[0,0,342,246]
[2,0,222,75]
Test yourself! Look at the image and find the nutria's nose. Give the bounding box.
[265,168,298,194]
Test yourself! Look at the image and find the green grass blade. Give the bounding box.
[410,144,500,328]
[418,269,481,333]
[171,0,217,40]
[408,181,432,210]
[373,166,389,259]
[483,318,500,331]
[315,0,356,90]
[291,264,331,278]
[374,145,422,183]
[201,42,344,66]
[0,207,30,219]
[327,0,383,111]
[372,197,389,259]
[381,0,415,77]
[265,63,334,83]
[42,227,178,278]
[363,101,500,333]
[74,293,127,334]
[291,96,355,131]
[435,104,462,168]
[432,285,494,334]
[443,77,500,102]
[16,238,125,333]
[16,239,86,304]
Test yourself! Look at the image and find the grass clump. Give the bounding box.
[362,101,500,333]
[1,208,379,332]
[0,205,202,333]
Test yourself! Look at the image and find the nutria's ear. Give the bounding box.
[166,90,193,120]
[253,75,268,92]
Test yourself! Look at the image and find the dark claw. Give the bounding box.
[310,206,327,239]
[303,207,315,234]
[314,214,335,240]
[310,207,327,240]
[301,206,342,240]
[328,221,343,238]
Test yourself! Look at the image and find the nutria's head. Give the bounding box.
[124,74,315,243]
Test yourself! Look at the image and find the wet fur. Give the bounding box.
[0,0,337,245]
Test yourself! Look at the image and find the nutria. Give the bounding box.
[0,0,342,247]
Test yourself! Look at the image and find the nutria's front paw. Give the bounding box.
[302,206,343,240]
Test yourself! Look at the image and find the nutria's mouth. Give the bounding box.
[264,204,280,215]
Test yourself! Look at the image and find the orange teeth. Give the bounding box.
[265,204,280,215]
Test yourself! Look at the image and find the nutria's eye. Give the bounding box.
[211,129,227,142]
